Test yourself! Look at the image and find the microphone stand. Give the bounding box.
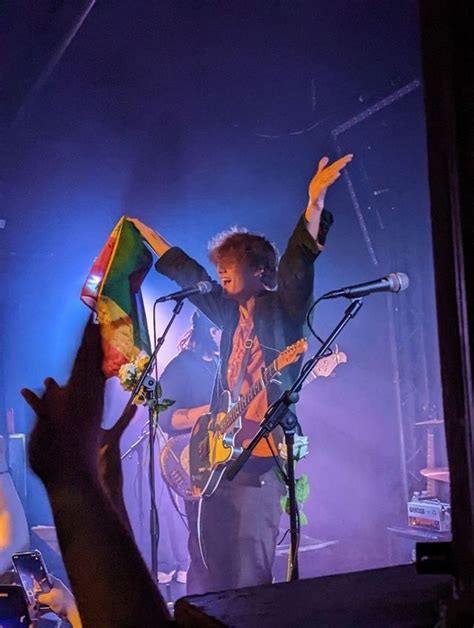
[121,423,148,541]
[121,297,185,580]
[226,298,364,581]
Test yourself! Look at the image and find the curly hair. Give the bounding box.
[208,227,279,290]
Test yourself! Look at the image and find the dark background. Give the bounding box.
[0,0,445,577]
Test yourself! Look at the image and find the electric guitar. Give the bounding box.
[160,346,347,500]
[160,433,195,500]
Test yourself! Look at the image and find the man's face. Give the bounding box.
[216,257,263,303]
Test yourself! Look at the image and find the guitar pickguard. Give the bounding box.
[207,428,232,466]
[208,412,241,466]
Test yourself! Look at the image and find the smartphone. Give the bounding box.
[0,584,30,626]
[11,550,52,607]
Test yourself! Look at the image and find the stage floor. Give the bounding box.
[175,564,453,627]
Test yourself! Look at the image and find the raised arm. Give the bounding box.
[129,216,233,327]
[22,319,172,626]
[278,154,353,321]
[128,217,172,257]
[98,404,138,537]
[304,154,353,243]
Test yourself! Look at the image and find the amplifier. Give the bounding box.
[407,495,451,532]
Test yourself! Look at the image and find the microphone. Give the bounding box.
[155,281,212,303]
[323,272,409,299]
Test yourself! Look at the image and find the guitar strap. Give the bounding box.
[230,327,256,404]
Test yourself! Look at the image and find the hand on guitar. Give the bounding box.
[171,403,211,431]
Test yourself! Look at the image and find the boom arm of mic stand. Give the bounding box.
[226,393,298,481]
[120,427,149,460]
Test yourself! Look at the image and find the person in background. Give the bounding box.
[158,310,221,593]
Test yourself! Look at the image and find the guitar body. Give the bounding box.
[189,391,244,498]
[187,340,344,499]
[160,433,198,501]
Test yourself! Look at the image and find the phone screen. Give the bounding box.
[0,584,30,627]
[11,551,52,607]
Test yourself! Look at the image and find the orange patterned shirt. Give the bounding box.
[227,300,277,457]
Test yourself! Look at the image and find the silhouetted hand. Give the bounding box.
[21,317,172,626]
[22,317,138,504]
[21,317,105,487]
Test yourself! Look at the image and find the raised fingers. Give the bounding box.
[44,378,61,392]
[328,154,353,173]
[316,156,329,173]
[68,316,104,389]
[313,154,352,183]
[21,388,43,416]
[67,317,106,421]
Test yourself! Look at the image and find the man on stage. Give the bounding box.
[158,310,221,594]
[151,153,352,592]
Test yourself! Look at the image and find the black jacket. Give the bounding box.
[155,211,333,415]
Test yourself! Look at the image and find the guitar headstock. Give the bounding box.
[275,338,308,371]
[311,350,347,378]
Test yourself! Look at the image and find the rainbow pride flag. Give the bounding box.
[81,217,153,378]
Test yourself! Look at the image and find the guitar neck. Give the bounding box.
[303,369,318,387]
[220,360,278,433]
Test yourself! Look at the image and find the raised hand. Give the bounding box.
[21,317,105,486]
[304,153,353,242]
[22,316,138,510]
[21,317,172,625]
[307,154,353,211]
